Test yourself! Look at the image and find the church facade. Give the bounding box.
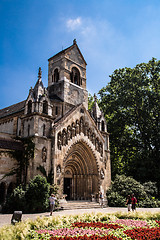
[0,40,111,203]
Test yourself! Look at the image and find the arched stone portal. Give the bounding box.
[63,141,99,200]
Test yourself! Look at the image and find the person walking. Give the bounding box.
[49,194,56,216]
[126,195,132,212]
[131,193,137,211]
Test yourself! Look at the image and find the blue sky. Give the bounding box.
[1,0,160,109]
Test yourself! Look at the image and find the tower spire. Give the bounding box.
[73,39,77,45]
[94,93,97,102]
[38,67,42,80]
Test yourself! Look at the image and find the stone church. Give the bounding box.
[0,40,111,204]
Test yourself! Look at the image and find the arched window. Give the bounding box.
[27,100,32,114]
[54,68,59,82]
[70,67,80,86]
[55,106,58,115]
[43,124,46,136]
[28,124,30,136]
[43,101,48,114]
[0,182,6,204]
[57,132,62,150]
[101,120,105,132]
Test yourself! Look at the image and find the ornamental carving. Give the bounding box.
[57,132,62,150]
[57,116,103,156]
[56,164,61,174]
[100,168,105,179]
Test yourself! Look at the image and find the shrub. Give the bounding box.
[107,191,126,207]
[142,181,158,197]
[2,185,26,213]
[25,175,50,213]
[107,175,160,208]
[2,175,51,213]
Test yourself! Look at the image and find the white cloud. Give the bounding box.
[66,17,82,31]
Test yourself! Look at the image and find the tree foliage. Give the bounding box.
[37,165,53,184]
[2,185,26,213]
[88,93,94,111]
[2,137,35,185]
[99,58,160,191]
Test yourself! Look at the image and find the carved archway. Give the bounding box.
[63,141,99,200]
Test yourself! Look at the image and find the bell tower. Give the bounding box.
[47,40,88,109]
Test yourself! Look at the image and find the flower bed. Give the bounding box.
[50,236,121,240]
[2,212,160,240]
[34,219,160,240]
[124,227,160,239]
[72,221,123,229]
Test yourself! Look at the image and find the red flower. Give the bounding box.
[72,222,123,230]
[50,235,122,240]
[124,227,160,240]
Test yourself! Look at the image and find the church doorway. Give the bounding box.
[63,141,99,200]
[63,178,72,200]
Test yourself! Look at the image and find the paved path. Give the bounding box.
[0,207,160,228]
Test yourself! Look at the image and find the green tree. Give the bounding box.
[37,165,53,184]
[1,137,35,186]
[88,93,94,111]
[2,185,26,213]
[99,58,160,192]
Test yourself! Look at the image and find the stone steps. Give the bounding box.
[59,200,102,210]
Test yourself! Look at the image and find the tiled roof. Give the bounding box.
[0,100,26,119]
[48,45,73,61]
[0,138,24,151]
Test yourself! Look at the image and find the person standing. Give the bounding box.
[126,195,132,212]
[99,192,104,208]
[131,193,137,211]
[49,194,56,216]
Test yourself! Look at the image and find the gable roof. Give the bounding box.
[0,101,26,119]
[48,40,87,65]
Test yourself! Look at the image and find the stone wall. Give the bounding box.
[27,136,52,181]
[0,119,14,134]
[52,105,110,199]
[0,150,17,184]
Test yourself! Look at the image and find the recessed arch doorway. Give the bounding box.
[63,141,99,200]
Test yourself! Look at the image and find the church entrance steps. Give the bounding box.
[60,200,102,210]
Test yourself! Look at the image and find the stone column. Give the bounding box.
[80,175,83,200]
[77,175,81,200]
[75,175,78,200]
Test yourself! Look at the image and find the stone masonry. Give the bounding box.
[0,40,111,205]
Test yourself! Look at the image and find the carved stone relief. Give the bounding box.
[42,147,47,162]
[56,164,61,174]
[100,168,105,179]
[57,116,103,156]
